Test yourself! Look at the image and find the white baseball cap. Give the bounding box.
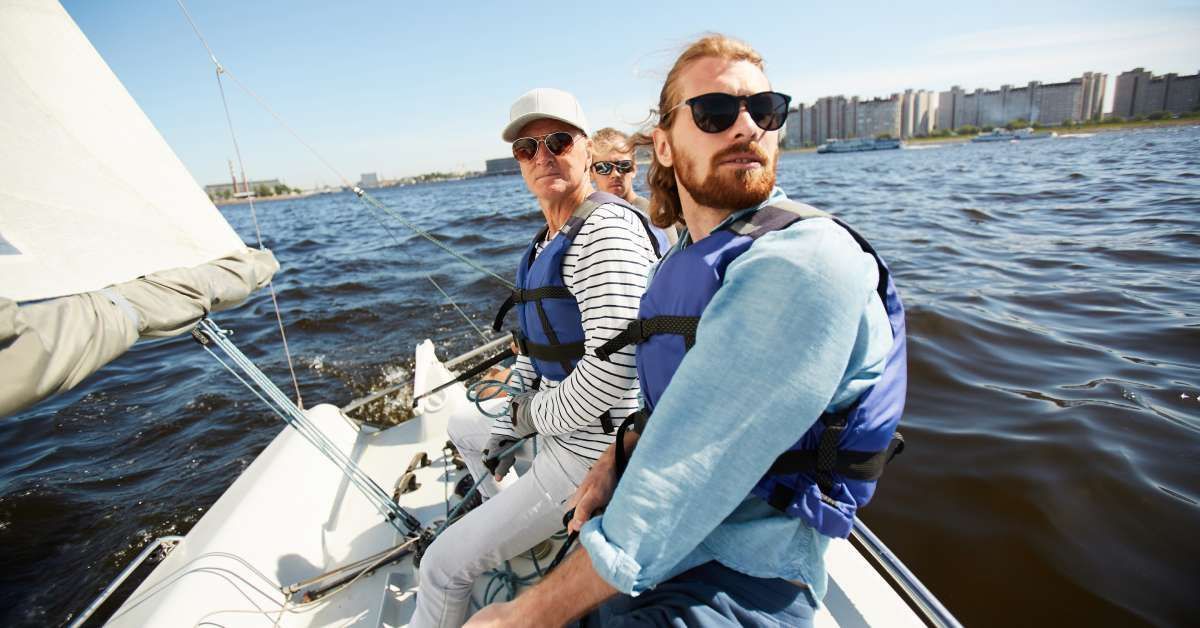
[502,88,591,142]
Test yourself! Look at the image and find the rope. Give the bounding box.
[465,368,527,418]
[175,0,514,291]
[187,1,304,409]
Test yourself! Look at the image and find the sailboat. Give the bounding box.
[1,1,960,626]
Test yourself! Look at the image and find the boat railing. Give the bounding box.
[340,334,511,417]
[851,520,962,628]
[67,535,184,628]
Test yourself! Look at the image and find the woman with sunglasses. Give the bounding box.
[590,127,677,249]
[412,88,659,628]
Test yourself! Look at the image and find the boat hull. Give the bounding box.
[104,339,931,626]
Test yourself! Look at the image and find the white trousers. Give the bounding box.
[410,408,590,628]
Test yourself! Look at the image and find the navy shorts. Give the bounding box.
[578,561,816,627]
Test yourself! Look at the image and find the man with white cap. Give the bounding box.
[411,88,658,628]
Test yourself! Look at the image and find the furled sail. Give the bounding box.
[0,0,278,416]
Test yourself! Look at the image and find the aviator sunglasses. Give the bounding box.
[592,160,634,176]
[668,91,792,134]
[511,131,577,162]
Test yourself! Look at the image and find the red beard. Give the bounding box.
[674,140,776,210]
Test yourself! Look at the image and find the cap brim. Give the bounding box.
[502,114,587,142]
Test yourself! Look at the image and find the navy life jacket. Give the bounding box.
[630,196,673,254]
[595,200,906,539]
[492,191,662,384]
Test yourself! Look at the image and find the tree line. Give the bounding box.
[209,183,301,201]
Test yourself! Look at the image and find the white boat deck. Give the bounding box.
[106,340,926,627]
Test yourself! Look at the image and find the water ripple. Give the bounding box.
[3,126,1199,627]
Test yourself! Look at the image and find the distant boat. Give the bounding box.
[817,137,902,153]
[971,128,1056,143]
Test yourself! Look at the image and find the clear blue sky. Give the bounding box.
[63,0,1200,188]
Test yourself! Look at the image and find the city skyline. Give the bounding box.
[784,68,1132,146]
[61,1,1200,188]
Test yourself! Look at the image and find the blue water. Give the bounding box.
[2,126,1198,626]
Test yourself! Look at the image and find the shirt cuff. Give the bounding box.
[579,515,647,596]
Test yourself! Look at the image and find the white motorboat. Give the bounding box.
[970,128,1056,143]
[817,138,903,154]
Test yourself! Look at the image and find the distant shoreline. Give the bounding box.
[213,191,319,207]
[215,119,1199,203]
[784,117,1200,152]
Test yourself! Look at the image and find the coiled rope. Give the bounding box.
[465,367,528,418]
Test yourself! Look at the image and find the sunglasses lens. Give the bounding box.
[593,161,613,175]
[690,93,740,133]
[512,138,538,161]
[545,132,574,155]
[749,92,790,131]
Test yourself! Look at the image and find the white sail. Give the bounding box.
[0,0,247,304]
[0,0,277,418]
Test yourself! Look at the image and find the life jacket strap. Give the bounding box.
[519,337,586,364]
[629,206,662,258]
[614,407,651,478]
[599,410,614,434]
[766,431,906,485]
[730,200,830,239]
[595,316,699,361]
[492,286,576,332]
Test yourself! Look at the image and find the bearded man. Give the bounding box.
[467,34,906,628]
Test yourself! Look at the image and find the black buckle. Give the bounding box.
[511,330,529,356]
[633,319,646,344]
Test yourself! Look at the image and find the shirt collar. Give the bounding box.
[675,186,789,251]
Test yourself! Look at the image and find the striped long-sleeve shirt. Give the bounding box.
[491,202,656,462]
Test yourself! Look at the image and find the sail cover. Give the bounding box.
[0,0,280,417]
[0,0,249,303]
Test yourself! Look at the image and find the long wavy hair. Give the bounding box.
[632,35,765,228]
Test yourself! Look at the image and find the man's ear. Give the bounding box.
[652,128,673,168]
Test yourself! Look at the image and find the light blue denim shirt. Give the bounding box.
[578,187,894,607]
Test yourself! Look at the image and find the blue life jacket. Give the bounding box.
[595,200,906,539]
[630,196,673,254]
[493,191,662,384]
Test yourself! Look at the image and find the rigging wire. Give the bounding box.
[175,0,514,291]
[196,12,304,409]
[195,319,422,534]
[427,275,490,342]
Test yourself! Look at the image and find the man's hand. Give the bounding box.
[476,366,512,399]
[482,434,519,481]
[566,431,638,533]
[464,600,524,627]
[465,549,617,627]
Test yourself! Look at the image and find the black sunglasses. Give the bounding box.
[593,160,634,175]
[669,91,791,134]
[512,131,577,162]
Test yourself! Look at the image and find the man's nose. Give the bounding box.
[533,141,554,165]
[730,104,763,141]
